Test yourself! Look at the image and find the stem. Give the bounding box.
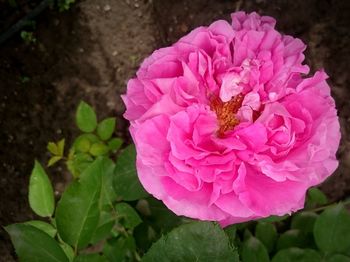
[134,251,142,261]
[307,199,350,213]
[49,216,54,226]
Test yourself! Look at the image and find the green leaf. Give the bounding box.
[243,228,253,241]
[108,138,123,152]
[56,158,107,249]
[24,220,57,238]
[60,242,75,262]
[224,225,237,246]
[142,221,239,262]
[76,101,97,133]
[57,139,65,156]
[48,156,62,167]
[233,221,254,231]
[325,254,350,262]
[47,142,59,155]
[276,229,311,251]
[314,204,350,254]
[259,215,289,223]
[75,137,91,153]
[133,223,157,253]
[74,134,99,151]
[103,236,136,262]
[29,161,55,217]
[6,223,69,262]
[90,211,115,244]
[306,187,328,208]
[241,236,270,262]
[113,145,148,201]
[255,222,277,253]
[272,248,321,262]
[74,153,94,169]
[115,202,142,229]
[67,149,79,178]
[67,152,94,178]
[99,158,117,209]
[291,211,318,234]
[97,118,116,141]
[74,254,106,262]
[90,143,109,156]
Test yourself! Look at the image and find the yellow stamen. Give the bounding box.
[210,94,244,137]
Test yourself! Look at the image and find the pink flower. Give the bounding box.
[122,12,340,226]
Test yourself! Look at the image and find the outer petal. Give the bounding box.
[234,164,307,216]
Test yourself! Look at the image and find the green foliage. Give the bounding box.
[29,161,55,217]
[272,248,321,262]
[75,136,91,153]
[55,158,105,249]
[276,229,310,250]
[113,144,149,201]
[255,222,277,253]
[47,139,65,167]
[115,202,142,229]
[57,0,76,12]
[314,204,350,254]
[6,224,69,262]
[20,30,37,45]
[99,158,117,209]
[225,192,350,262]
[90,211,115,244]
[67,151,94,178]
[20,75,31,84]
[97,118,116,141]
[145,198,182,233]
[24,220,57,238]
[49,101,120,179]
[306,187,328,208]
[90,142,109,156]
[291,211,318,234]
[60,242,75,262]
[6,101,350,262]
[103,236,136,262]
[74,254,106,262]
[142,221,239,262]
[76,101,97,133]
[108,138,123,152]
[241,236,270,262]
[326,254,350,262]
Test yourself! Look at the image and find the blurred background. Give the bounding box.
[0,0,349,260]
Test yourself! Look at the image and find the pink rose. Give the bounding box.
[122,12,340,226]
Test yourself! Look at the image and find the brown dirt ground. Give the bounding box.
[0,0,349,260]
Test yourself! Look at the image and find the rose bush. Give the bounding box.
[122,11,340,226]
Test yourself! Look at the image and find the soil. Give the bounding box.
[0,0,349,261]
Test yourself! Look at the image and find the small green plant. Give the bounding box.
[20,76,31,84]
[20,30,37,45]
[57,0,76,12]
[47,101,123,178]
[5,101,350,262]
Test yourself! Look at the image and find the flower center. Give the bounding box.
[210,94,244,137]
